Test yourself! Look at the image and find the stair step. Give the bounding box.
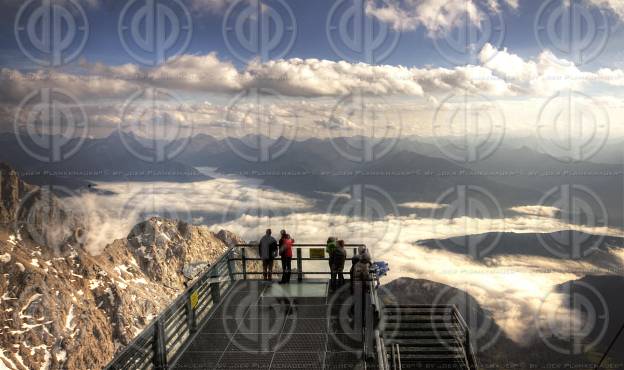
[383,306,453,313]
[384,334,463,343]
[383,323,462,330]
[383,314,455,323]
[395,353,466,360]
[384,338,462,346]
[384,305,454,309]
[388,346,463,353]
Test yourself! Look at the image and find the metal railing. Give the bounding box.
[451,306,480,370]
[105,243,383,370]
[105,248,237,370]
[389,343,402,370]
[231,243,365,280]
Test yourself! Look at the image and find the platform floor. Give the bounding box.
[173,280,367,370]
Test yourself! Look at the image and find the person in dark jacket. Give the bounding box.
[326,236,337,273]
[330,240,347,290]
[279,233,294,284]
[258,229,277,281]
[350,246,371,292]
[349,254,360,294]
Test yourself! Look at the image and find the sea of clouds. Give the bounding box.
[61,172,624,346]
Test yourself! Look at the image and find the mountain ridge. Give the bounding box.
[0,164,244,369]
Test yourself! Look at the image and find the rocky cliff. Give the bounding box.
[0,164,244,370]
[0,163,34,225]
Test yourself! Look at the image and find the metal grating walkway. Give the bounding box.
[173,280,367,370]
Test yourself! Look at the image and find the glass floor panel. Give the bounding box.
[262,282,328,298]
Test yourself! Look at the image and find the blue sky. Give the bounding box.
[3,0,624,143]
[1,0,623,70]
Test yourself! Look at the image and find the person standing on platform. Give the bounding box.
[258,229,277,281]
[279,233,294,284]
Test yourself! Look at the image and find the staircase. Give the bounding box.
[380,304,478,370]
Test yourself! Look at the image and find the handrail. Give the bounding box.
[232,244,364,281]
[235,243,366,247]
[365,268,392,370]
[389,343,401,370]
[451,305,479,370]
[595,321,624,370]
[377,333,389,370]
[105,248,238,370]
[364,270,390,370]
[106,242,385,370]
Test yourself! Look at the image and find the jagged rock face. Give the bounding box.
[0,163,33,224]
[1,162,84,255]
[126,218,233,287]
[0,165,244,370]
[216,229,245,248]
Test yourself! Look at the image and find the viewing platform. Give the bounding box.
[105,244,479,370]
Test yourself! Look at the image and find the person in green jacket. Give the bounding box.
[326,236,337,255]
[326,237,337,290]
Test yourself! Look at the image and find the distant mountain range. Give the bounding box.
[2,132,622,225]
[175,134,622,224]
[417,231,624,268]
[0,132,209,188]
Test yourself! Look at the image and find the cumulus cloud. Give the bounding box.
[366,0,517,35]
[367,0,622,35]
[479,43,597,95]
[510,205,560,218]
[244,58,425,96]
[0,68,137,103]
[587,0,624,19]
[399,201,447,209]
[4,46,624,138]
[80,53,244,93]
[3,46,622,105]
